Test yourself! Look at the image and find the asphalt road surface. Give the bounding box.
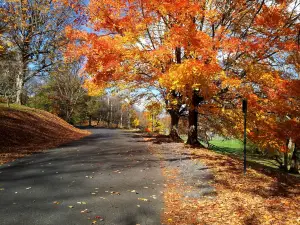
[0,129,163,225]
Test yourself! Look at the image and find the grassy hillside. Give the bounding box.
[0,104,90,165]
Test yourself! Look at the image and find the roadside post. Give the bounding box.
[242,99,248,174]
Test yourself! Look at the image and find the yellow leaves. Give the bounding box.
[138,198,149,202]
[221,77,242,89]
[160,59,221,98]
[83,80,105,96]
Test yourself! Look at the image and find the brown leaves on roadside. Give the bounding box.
[152,142,300,225]
[0,104,90,165]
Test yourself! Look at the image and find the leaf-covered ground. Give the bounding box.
[0,104,90,165]
[147,136,300,225]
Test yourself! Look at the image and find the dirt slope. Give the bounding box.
[0,104,90,164]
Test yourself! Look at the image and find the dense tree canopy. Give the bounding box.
[61,0,299,166]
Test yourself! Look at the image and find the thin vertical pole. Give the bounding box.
[243,99,247,174]
[244,110,247,174]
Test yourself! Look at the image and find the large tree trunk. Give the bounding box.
[284,139,289,172]
[15,55,27,105]
[15,72,24,105]
[186,91,204,146]
[186,108,202,146]
[290,144,299,174]
[88,115,92,126]
[168,110,182,142]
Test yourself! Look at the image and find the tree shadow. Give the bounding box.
[181,150,300,199]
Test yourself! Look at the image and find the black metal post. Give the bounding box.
[242,99,248,174]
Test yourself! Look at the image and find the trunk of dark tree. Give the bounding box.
[186,108,202,146]
[168,111,182,142]
[284,139,289,172]
[290,144,299,174]
[97,116,101,125]
[89,115,92,126]
[186,90,204,146]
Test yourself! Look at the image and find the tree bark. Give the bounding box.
[15,71,24,105]
[168,110,182,142]
[186,91,204,146]
[15,53,27,105]
[284,139,289,172]
[290,144,299,174]
[120,110,123,128]
[89,115,92,126]
[186,108,202,146]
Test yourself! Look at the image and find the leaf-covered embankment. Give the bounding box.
[0,104,90,164]
[146,135,300,225]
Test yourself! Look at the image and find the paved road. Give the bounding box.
[0,129,163,225]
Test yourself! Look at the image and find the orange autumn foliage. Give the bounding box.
[63,0,300,150]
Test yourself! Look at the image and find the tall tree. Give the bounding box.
[0,0,72,104]
[64,0,300,149]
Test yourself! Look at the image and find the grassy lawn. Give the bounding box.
[180,135,282,170]
[209,139,245,154]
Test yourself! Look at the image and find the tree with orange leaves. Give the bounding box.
[63,0,300,162]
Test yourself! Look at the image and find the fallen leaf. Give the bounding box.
[150,195,157,199]
[95,216,104,221]
[81,209,90,213]
[138,198,148,202]
[68,206,74,208]
[53,201,60,205]
[26,187,31,190]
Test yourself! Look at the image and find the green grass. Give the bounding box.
[179,135,282,170]
[208,139,281,169]
[209,139,244,152]
[0,103,34,112]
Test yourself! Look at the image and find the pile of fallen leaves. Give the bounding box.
[0,104,90,164]
[150,140,300,225]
